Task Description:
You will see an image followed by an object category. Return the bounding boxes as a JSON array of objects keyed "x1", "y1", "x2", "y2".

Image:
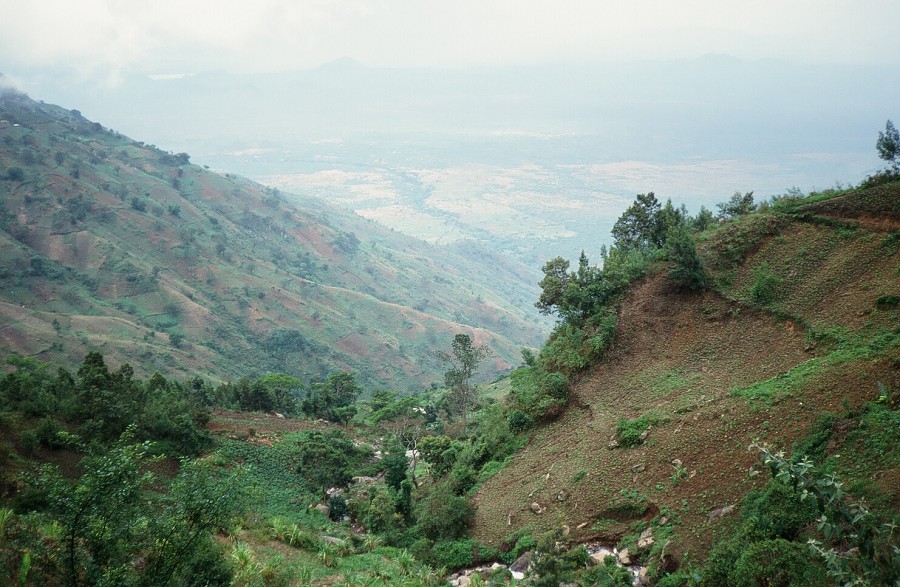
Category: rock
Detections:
[
  {"x1": 351, "y1": 475, "x2": 378, "y2": 485},
  {"x1": 659, "y1": 516, "x2": 668, "y2": 526},
  {"x1": 577, "y1": 521, "x2": 589, "y2": 529},
  {"x1": 325, "y1": 487, "x2": 343, "y2": 497},
  {"x1": 748, "y1": 466, "x2": 760, "y2": 477},
  {"x1": 530, "y1": 502, "x2": 545, "y2": 514},
  {"x1": 631, "y1": 463, "x2": 645, "y2": 474},
  {"x1": 561, "y1": 524, "x2": 570, "y2": 536},
  {"x1": 314, "y1": 504, "x2": 330, "y2": 517},
  {"x1": 273, "y1": 412, "x2": 285, "y2": 419},
  {"x1": 638, "y1": 566, "x2": 650, "y2": 586},
  {"x1": 607, "y1": 439, "x2": 620, "y2": 449},
  {"x1": 637, "y1": 527, "x2": 654, "y2": 549},
  {"x1": 671, "y1": 458, "x2": 682, "y2": 467},
  {"x1": 456, "y1": 575, "x2": 471, "y2": 587},
  {"x1": 490, "y1": 562, "x2": 506, "y2": 570},
  {"x1": 509, "y1": 551, "x2": 531, "y2": 574},
  {"x1": 617, "y1": 548, "x2": 631, "y2": 565},
  {"x1": 556, "y1": 489, "x2": 570, "y2": 501},
  {"x1": 510, "y1": 570, "x2": 525, "y2": 581},
  {"x1": 708, "y1": 504, "x2": 735, "y2": 521},
  {"x1": 639, "y1": 429, "x2": 650, "y2": 441},
  {"x1": 589, "y1": 547, "x2": 616, "y2": 566},
  {"x1": 321, "y1": 535, "x2": 346, "y2": 546}
]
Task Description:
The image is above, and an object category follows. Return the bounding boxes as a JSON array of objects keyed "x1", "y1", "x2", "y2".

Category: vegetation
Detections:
[{"x1": 2, "y1": 89, "x2": 899, "y2": 586}]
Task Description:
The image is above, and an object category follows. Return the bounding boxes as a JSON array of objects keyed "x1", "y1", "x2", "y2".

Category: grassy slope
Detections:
[
  {"x1": 0, "y1": 89, "x2": 548, "y2": 390},
  {"x1": 470, "y1": 184, "x2": 899, "y2": 561}
]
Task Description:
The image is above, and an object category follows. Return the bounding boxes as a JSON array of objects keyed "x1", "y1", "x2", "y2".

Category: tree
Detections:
[
  {"x1": 664, "y1": 223, "x2": 707, "y2": 290},
  {"x1": 5, "y1": 167, "x2": 25, "y2": 182},
  {"x1": 439, "y1": 334, "x2": 489, "y2": 423},
  {"x1": 611, "y1": 192, "x2": 662, "y2": 250},
  {"x1": 301, "y1": 371, "x2": 361, "y2": 423},
  {"x1": 876, "y1": 119, "x2": 899, "y2": 170},
  {"x1": 717, "y1": 191, "x2": 756, "y2": 220}
]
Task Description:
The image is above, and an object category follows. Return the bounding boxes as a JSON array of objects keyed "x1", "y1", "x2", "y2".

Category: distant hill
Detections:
[{"x1": 0, "y1": 86, "x2": 549, "y2": 389}]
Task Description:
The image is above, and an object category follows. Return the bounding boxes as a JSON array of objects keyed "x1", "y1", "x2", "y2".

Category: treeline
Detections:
[{"x1": 1, "y1": 352, "x2": 212, "y2": 457}]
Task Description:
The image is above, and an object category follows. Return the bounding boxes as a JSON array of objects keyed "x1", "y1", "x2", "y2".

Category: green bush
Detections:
[
  {"x1": 750, "y1": 262, "x2": 782, "y2": 305},
  {"x1": 581, "y1": 555, "x2": 633, "y2": 586},
  {"x1": 508, "y1": 366, "x2": 569, "y2": 421},
  {"x1": 730, "y1": 539, "x2": 827, "y2": 587},
  {"x1": 616, "y1": 414, "x2": 657, "y2": 447},
  {"x1": 413, "y1": 481, "x2": 472, "y2": 541},
  {"x1": 426, "y1": 538, "x2": 478, "y2": 569}
]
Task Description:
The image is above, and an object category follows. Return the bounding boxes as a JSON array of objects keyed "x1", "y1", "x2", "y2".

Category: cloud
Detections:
[{"x1": 0, "y1": 0, "x2": 898, "y2": 79}]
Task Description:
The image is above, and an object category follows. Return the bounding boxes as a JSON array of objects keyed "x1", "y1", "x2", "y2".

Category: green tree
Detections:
[
  {"x1": 665, "y1": 223, "x2": 707, "y2": 290},
  {"x1": 717, "y1": 191, "x2": 756, "y2": 220},
  {"x1": 876, "y1": 119, "x2": 899, "y2": 170},
  {"x1": 301, "y1": 371, "x2": 361, "y2": 423},
  {"x1": 4, "y1": 167, "x2": 25, "y2": 182},
  {"x1": 439, "y1": 334, "x2": 489, "y2": 423},
  {"x1": 611, "y1": 192, "x2": 662, "y2": 250}
]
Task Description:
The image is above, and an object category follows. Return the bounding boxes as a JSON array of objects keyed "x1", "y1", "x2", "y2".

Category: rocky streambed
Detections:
[{"x1": 447, "y1": 542, "x2": 649, "y2": 586}]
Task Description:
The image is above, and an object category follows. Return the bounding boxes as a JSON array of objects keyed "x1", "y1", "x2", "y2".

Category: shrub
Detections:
[
  {"x1": 665, "y1": 224, "x2": 707, "y2": 290},
  {"x1": 426, "y1": 538, "x2": 478, "y2": 569},
  {"x1": 730, "y1": 539, "x2": 827, "y2": 587},
  {"x1": 414, "y1": 481, "x2": 472, "y2": 541},
  {"x1": 616, "y1": 414, "x2": 657, "y2": 447},
  {"x1": 749, "y1": 262, "x2": 782, "y2": 305},
  {"x1": 5, "y1": 167, "x2": 25, "y2": 182}
]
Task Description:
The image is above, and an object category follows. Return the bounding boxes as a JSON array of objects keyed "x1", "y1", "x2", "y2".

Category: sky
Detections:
[{"x1": 2, "y1": 0, "x2": 899, "y2": 83}]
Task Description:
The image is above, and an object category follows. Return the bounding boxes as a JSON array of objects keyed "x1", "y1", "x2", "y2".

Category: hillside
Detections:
[
  {"x1": 470, "y1": 184, "x2": 899, "y2": 562},
  {"x1": 0, "y1": 86, "x2": 548, "y2": 389}
]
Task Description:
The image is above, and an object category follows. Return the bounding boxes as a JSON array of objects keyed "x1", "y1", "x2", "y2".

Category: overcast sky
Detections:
[{"x1": 2, "y1": 0, "x2": 899, "y2": 83}]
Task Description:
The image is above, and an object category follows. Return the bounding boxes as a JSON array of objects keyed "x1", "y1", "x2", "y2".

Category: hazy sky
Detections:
[{"x1": 2, "y1": 0, "x2": 899, "y2": 82}]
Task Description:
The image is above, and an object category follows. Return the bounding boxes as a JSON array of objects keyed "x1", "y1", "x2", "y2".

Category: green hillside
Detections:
[{"x1": 0, "y1": 87, "x2": 548, "y2": 390}]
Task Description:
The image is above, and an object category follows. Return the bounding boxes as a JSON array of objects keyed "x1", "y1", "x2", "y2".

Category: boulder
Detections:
[
  {"x1": 509, "y1": 551, "x2": 531, "y2": 574},
  {"x1": 589, "y1": 552, "x2": 614, "y2": 566},
  {"x1": 631, "y1": 463, "x2": 645, "y2": 474},
  {"x1": 556, "y1": 489, "x2": 571, "y2": 501},
  {"x1": 314, "y1": 504, "x2": 330, "y2": 517},
  {"x1": 617, "y1": 548, "x2": 631, "y2": 565},
  {"x1": 530, "y1": 502, "x2": 545, "y2": 514},
  {"x1": 637, "y1": 527, "x2": 654, "y2": 549},
  {"x1": 607, "y1": 439, "x2": 620, "y2": 449},
  {"x1": 708, "y1": 504, "x2": 735, "y2": 521},
  {"x1": 320, "y1": 535, "x2": 346, "y2": 546}
]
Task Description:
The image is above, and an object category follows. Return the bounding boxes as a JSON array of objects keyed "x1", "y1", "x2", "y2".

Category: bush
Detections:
[
  {"x1": 508, "y1": 366, "x2": 569, "y2": 421},
  {"x1": 665, "y1": 223, "x2": 707, "y2": 290},
  {"x1": 427, "y1": 539, "x2": 478, "y2": 569},
  {"x1": 750, "y1": 262, "x2": 782, "y2": 305},
  {"x1": 414, "y1": 481, "x2": 472, "y2": 541},
  {"x1": 730, "y1": 539, "x2": 827, "y2": 587},
  {"x1": 616, "y1": 414, "x2": 657, "y2": 447},
  {"x1": 5, "y1": 167, "x2": 25, "y2": 182}
]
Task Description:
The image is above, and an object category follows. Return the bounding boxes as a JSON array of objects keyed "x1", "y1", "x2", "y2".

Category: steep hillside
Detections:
[
  {"x1": 0, "y1": 86, "x2": 548, "y2": 389},
  {"x1": 471, "y1": 184, "x2": 899, "y2": 561}
]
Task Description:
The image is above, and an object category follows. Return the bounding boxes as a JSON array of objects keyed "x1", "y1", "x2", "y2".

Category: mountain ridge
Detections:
[{"x1": 0, "y1": 86, "x2": 548, "y2": 389}]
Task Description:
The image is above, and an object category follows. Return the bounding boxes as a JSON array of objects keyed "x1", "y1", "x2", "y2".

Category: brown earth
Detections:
[{"x1": 471, "y1": 187, "x2": 899, "y2": 559}]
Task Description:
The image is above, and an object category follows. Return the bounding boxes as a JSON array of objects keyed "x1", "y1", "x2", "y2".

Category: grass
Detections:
[{"x1": 731, "y1": 329, "x2": 898, "y2": 405}]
